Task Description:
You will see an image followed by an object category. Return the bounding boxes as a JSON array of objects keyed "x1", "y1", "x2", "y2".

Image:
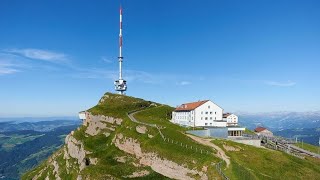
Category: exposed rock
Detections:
[
  {"x1": 123, "y1": 170, "x2": 150, "y2": 178},
  {"x1": 148, "y1": 134, "x2": 154, "y2": 138},
  {"x1": 32, "y1": 168, "x2": 45, "y2": 180},
  {"x1": 132, "y1": 162, "x2": 141, "y2": 167},
  {"x1": 89, "y1": 158, "x2": 98, "y2": 165},
  {"x1": 84, "y1": 114, "x2": 122, "y2": 136},
  {"x1": 65, "y1": 134, "x2": 87, "y2": 171},
  {"x1": 52, "y1": 161, "x2": 61, "y2": 180},
  {"x1": 63, "y1": 145, "x2": 71, "y2": 173},
  {"x1": 77, "y1": 175, "x2": 82, "y2": 180},
  {"x1": 104, "y1": 132, "x2": 110, "y2": 137},
  {"x1": 114, "y1": 135, "x2": 208, "y2": 180},
  {"x1": 202, "y1": 166, "x2": 208, "y2": 172},
  {"x1": 223, "y1": 144, "x2": 240, "y2": 152},
  {"x1": 136, "y1": 125, "x2": 147, "y2": 134},
  {"x1": 114, "y1": 134, "x2": 143, "y2": 157},
  {"x1": 150, "y1": 103, "x2": 158, "y2": 107},
  {"x1": 98, "y1": 94, "x2": 109, "y2": 105},
  {"x1": 115, "y1": 156, "x2": 127, "y2": 163}
]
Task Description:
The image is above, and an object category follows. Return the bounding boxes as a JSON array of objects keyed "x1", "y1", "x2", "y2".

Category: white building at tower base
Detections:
[{"x1": 171, "y1": 100, "x2": 245, "y2": 138}]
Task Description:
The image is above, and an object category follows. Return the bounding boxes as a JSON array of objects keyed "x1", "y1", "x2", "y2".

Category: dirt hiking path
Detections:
[{"x1": 187, "y1": 134, "x2": 230, "y2": 168}]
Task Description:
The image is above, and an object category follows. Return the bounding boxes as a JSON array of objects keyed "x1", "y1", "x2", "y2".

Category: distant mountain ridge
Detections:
[
  {"x1": 238, "y1": 111, "x2": 320, "y2": 131},
  {"x1": 0, "y1": 120, "x2": 81, "y2": 132},
  {"x1": 0, "y1": 123, "x2": 80, "y2": 180}
]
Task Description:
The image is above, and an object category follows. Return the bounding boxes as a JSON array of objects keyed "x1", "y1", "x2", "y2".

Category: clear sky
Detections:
[{"x1": 0, "y1": 0, "x2": 319, "y2": 117}]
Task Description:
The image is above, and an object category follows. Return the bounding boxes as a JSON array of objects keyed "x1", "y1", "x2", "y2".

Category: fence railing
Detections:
[{"x1": 215, "y1": 161, "x2": 230, "y2": 180}]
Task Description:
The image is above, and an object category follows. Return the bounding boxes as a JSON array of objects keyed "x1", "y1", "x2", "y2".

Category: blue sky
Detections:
[{"x1": 0, "y1": 0, "x2": 320, "y2": 117}]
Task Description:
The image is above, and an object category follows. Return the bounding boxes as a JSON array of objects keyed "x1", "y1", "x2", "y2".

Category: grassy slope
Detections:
[
  {"x1": 211, "y1": 139, "x2": 320, "y2": 180},
  {"x1": 23, "y1": 92, "x2": 222, "y2": 179},
  {"x1": 133, "y1": 105, "x2": 219, "y2": 165},
  {"x1": 295, "y1": 142, "x2": 320, "y2": 154}
]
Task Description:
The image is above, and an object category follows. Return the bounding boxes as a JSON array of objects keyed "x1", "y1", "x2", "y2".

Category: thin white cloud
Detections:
[
  {"x1": 0, "y1": 55, "x2": 22, "y2": 75},
  {"x1": 71, "y1": 68, "x2": 197, "y2": 86},
  {"x1": 265, "y1": 81, "x2": 296, "y2": 87},
  {"x1": 0, "y1": 65, "x2": 19, "y2": 75},
  {"x1": 178, "y1": 81, "x2": 191, "y2": 86},
  {"x1": 4, "y1": 48, "x2": 68, "y2": 63},
  {"x1": 101, "y1": 56, "x2": 113, "y2": 63},
  {"x1": 0, "y1": 48, "x2": 200, "y2": 85}
]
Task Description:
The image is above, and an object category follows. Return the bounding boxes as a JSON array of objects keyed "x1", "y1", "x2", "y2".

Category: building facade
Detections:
[
  {"x1": 223, "y1": 113, "x2": 238, "y2": 126},
  {"x1": 171, "y1": 100, "x2": 225, "y2": 127},
  {"x1": 171, "y1": 100, "x2": 245, "y2": 137}
]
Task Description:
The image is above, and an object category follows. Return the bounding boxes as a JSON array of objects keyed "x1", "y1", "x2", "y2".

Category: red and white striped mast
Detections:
[
  {"x1": 114, "y1": 5, "x2": 127, "y2": 94},
  {"x1": 119, "y1": 6, "x2": 123, "y2": 79}
]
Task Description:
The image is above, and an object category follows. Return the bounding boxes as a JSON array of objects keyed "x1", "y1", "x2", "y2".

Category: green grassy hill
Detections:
[
  {"x1": 23, "y1": 93, "x2": 221, "y2": 179},
  {"x1": 211, "y1": 139, "x2": 320, "y2": 180},
  {"x1": 22, "y1": 92, "x2": 320, "y2": 180}
]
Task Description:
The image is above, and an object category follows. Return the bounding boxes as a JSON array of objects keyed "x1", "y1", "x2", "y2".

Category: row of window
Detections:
[
  {"x1": 201, "y1": 117, "x2": 217, "y2": 120},
  {"x1": 201, "y1": 111, "x2": 217, "y2": 115},
  {"x1": 175, "y1": 116, "x2": 219, "y2": 121}
]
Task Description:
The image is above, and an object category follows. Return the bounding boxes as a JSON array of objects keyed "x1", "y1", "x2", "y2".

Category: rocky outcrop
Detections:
[
  {"x1": 114, "y1": 134, "x2": 208, "y2": 180},
  {"x1": 65, "y1": 134, "x2": 87, "y2": 171},
  {"x1": 84, "y1": 113, "x2": 122, "y2": 136},
  {"x1": 123, "y1": 170, "x2": 150, "y2": 178},
  {"x1": 136, "y1": 125, "x2": 147, "y2": 134},
  {"x1": 52, "y1": 161, "x2": 61, "y2": 180}
]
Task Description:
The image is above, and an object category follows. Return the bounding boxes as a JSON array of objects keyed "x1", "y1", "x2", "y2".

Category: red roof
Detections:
[
  {"x1": 175, "y1": 100, "x2": 209, "y2": 111},
  {"x1": 254, "y1": 127, "x2": 267, "y2": 132}
]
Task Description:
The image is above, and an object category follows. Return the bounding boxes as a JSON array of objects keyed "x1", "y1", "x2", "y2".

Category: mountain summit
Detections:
[
  {"x1": 23, "y1": 93, "x2": 320, "y2": 180},
  {"x1": 23, "y1": 93, "x2": 220, "y2": 179}
]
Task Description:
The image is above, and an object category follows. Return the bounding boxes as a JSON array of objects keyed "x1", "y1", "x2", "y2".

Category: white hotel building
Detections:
[{"x1": 171, "y1": 100, "x2": 245, "y2": 137}]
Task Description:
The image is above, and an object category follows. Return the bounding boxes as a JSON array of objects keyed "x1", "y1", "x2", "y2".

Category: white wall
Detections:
[
  {"x1": 172, "y1": 100, "x2": 225, "y2": 127},
  {"x1": 172, "y1": 111, "x2": 194, "y2": 126},
  {"x1": 194, "y1": 101, "x2": 223, "y2": 127},
  {"x1": 79, "y1": 112, "x2": 86, "y2": 120},
  {"x1": 226, "y1": 114, "x2": 238, "y2": 125}
]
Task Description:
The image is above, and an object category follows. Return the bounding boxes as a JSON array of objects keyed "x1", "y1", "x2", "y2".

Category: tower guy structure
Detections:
[{"x1": 114, "y1": 6, "x2": 127, "y2": 95}]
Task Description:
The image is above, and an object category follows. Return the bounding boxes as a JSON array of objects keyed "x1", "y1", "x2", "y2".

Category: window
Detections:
[
  {"x1": 210, "y1": 112, "x2": 213, "y2": 114},
  {"x1": 215, "y1": 112, "x2": 217, "y2": 114},
  {"x1": 205, "y1": 111, "x2": 208, "y2": 114},
  {"x1": 215, "y1": 117, "x2": 217, "y2": 120},
  {"x1": 205, "y1": 123, "x2": 208, "y2": 126},
  {"x1": 201, "y1": 117, "x2": 203, "y2": 120},
  {"x1": 210, "y1": 123, "x2": 212, "y2": 125},
  {"x1": 210, "y1": 117, "x2": 212, "y2": 120},
  {"x1": 201, "y1": 111, "x2": 203, "y2": 114},
  {"x1": 205, "y1": 117, "x2": 208, "y2": 120},
  {"x1": 208, "y1": 106, "x2": 210, "y2": 109}
]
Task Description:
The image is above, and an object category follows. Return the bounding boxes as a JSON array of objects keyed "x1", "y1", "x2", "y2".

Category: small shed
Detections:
[{"x1": 254, "y1": 127, "x2": 273, "y2": 137}]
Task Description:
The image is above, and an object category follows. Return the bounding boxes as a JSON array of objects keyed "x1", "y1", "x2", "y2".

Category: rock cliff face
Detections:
[
  {"x1": 26, "y1": 112, "x2": 126, "y2": 180},
  {"x1": 114, "y1": 133, "x2": 208, "y2": 180},
  {"x1": 23, "y1": 93, "x2": 219, "y2": 180}
]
